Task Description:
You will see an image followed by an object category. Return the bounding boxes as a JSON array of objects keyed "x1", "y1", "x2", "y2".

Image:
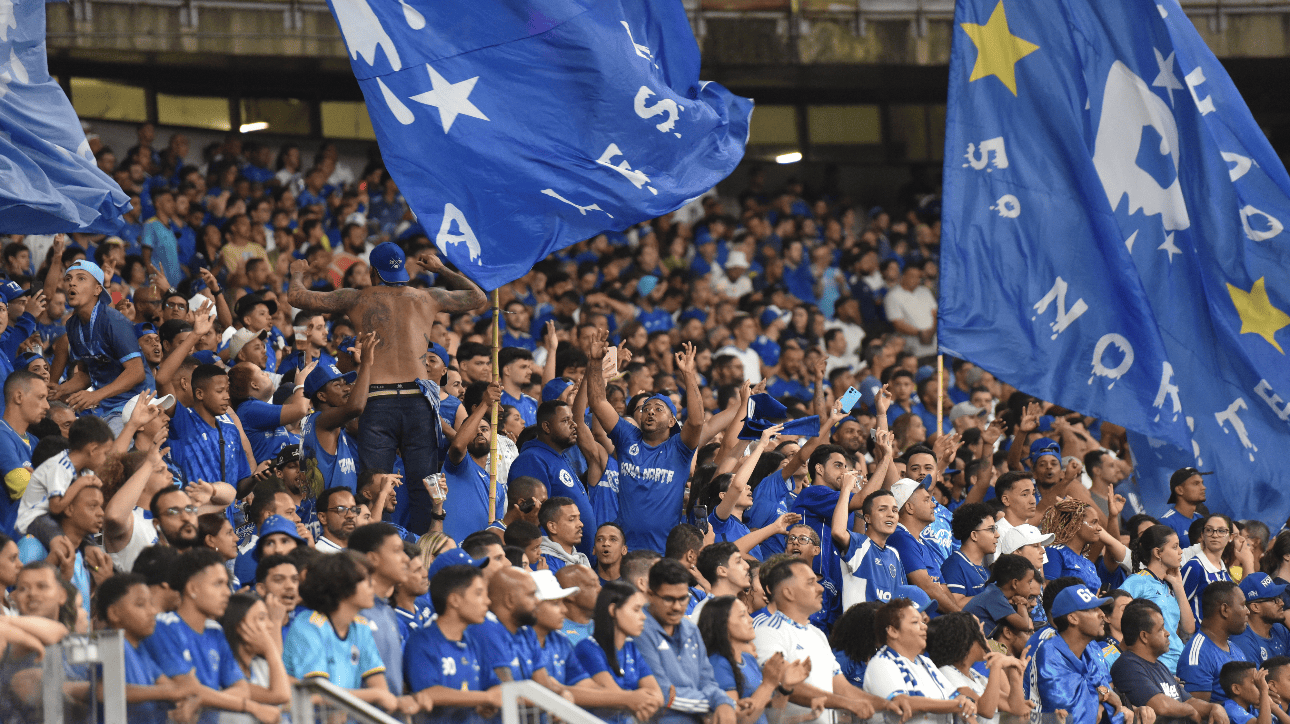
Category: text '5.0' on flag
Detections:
[
  {"x1": 940, "y1": 0, "x2": 1290, "y2": 525},
  {"x1": 323, "y1": 0, "x2": 753, "y2": 290}
]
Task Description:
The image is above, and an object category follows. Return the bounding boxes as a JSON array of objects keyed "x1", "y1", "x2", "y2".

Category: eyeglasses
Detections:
[
  {"x1": 326, "y1": 506, "x2": 358, "y2": 517},
  {"x1": 652, "y1": 593, "x2": 689, "y2": 606},
  {"x1": 974, "y1": 525, "x2": 998, "y2": 534},
  {"x1": 160, "y1": 505, "x2": 199, "y2": 517},
  {"x1": 163, "y1": 301, "x2": 188, "y2": 311},
  {"x1": 1204, "y1": 527, "x2": 1231, "y2": 536},
  {"x1": 785, "y1": 534, "x2": 818, "y2": 545}
]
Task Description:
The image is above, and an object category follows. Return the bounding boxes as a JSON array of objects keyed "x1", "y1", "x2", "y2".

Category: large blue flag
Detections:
[
  {"x1": 941, "y1": 0, "x2": 1290, "y2": 526},
  {"x1": 0, "y1": 0, "x2": 129, "y2": 233},
  {"x1": 323, "y1": 0, "x2": 752, "y2": 289}
]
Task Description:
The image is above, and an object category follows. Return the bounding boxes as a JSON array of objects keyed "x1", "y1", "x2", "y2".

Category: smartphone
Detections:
[
  {"x1": 424, "y1": 473, "x2": 447, "y2": 501},
  {"x1": 839, "y1": 386, "x2": 862, "y2": 413},
  {"x1": 694, "y1": 505, "x2": 709, "y2": 533},
  {"x1": 518, "y1": 497, "x2": 536, "y2": 514}
]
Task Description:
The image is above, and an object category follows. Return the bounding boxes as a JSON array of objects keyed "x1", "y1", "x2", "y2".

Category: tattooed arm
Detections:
[
  {"x1": 289, "y1": 259, "x2": 361, "y2": 313},
  {"x1": 413, "y1": 252, "x2": 487, "y2": 313}
]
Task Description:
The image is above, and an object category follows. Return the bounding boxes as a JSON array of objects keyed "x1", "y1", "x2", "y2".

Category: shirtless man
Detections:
[{"x1": 288, "y1": 242, "x2": 486, "y2": 533}]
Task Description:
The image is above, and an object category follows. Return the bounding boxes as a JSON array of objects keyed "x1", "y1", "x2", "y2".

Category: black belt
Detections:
[{"x1": 368, "y1": 381, "x2": 423, "y2": 397}]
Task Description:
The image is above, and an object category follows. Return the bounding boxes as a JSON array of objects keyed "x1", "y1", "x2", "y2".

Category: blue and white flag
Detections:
[
  {"x1": 323, "y1": 0, "x2": 752, "y2": 289},
  {"x1": 941, "y1": 0, "x2": 1290, "y2": 524},
  {"x1": 0, "y1": 0, "x2": 129, "y2": 233}
]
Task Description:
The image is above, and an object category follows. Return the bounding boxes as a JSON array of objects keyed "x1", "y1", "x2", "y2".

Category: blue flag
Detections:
[
  {"x1": 941, "y1": 0, "x2": 1290, "y2": 525},
  {"x1": 0, "y1": 0, "x2": 129, "y2": 233},
  {"x1": 322, "y1": 0, "x2": 752, "y2": 289}
]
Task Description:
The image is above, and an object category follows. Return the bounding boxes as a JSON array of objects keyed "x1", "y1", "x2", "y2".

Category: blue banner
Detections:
[
  {"x1": 941, "y1": 0, "x2": 1290, "y2": 525},
  {"x1": 0, "y1": 0, "x2": 129, "y2": 233},
  {"x1": 323, "y1": 0, "x2": 752, "y2": 289}
]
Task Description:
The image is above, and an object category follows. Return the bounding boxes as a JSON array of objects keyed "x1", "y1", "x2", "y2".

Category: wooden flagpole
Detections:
[
  {"x1": 488, "y1": 288, "x2": 500, "y2": 522},
  {"x1": 936, "y1": 354, "x2": 944, "y2": 436}
]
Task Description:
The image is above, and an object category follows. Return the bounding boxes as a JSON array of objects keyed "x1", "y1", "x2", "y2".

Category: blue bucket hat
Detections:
[
  {"x1": 253, "y1": 515, "x2": 306, "y2": 560},
  {"x1": 370, "y1": 242, "x2": 410, "y2": 284},
  {"x1": 304, "y1": 363, "x2": 357, "y2": 399}
]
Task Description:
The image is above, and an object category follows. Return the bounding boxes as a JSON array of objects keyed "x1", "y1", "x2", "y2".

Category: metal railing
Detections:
[
  {"x1": 42, "y1": 629, "x2": 127, "y2": 724},
  {"x1": 291, "y1": 677, "x2": 405, "y2": 724}
]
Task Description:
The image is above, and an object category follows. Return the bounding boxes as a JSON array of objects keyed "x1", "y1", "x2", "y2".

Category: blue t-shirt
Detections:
[
  {"x1": 638, "y1": 308, "x2": 675, "y2": 334},
  {"x1": 501, "y1": 390, "x2": 538, "y2": 427},
  {"x1": 747, "y1": 471, "x2": 793, "y2": 557},
  {"x1": 0, "y1": 422, "x2": 34, "y2": 537},
  {"x1": 1232, "y1": 624, "x2": 1290, "y2": 666},
  {"x1": 123, "y1": 638, "x2": 170, "y2": 723},
  {"x1": 836, "y1": 649, "x2": 866, "y2": 687},
  {"x1": 710, "y1": 510, "x2": 759, "y2": 560},
  {"x1": 142, "y1": 612, "x2": 244, "y2": 690},
  {"x1": 609, "y1": 418, "x2": 695, "y2": 553},
  {"x1": 1043, "y1": 545, "x2": 1103, "y2": 592},
  {"x1": 589, "y1": 458, "x2": 621, "y2": 529},
  {"x1": 141, "y1": 218, "x2": 182, "y2": 286},
  {"x1": 573, "y1": 638, "x2": 654, "y2": 724},
  {"x1": 283, "y1": 610, "x2": 386, "y2": 688},
  {"x1": 301, "y1": 410, "x2": 360, "y2": 493},
  {"x1": 404, "y1": 622, "x2": 484, "y2": 724},
  {"x1": 443, "y1": 452, "x2": 506, "y2": 544},
  {"x1": 887, "y1": 524, "x2": 943, "y2": 586},
  {"x1": 941, "y1": 550, "x2": 990, "y2": 598},
  {"x1": 1160, "y1": 508, "x2": 1204, "y2": 548},
  {"x1": 509, "y1": 439, "x2": 595, "y2": 557},
  {"x1": 764, "y1": 375, "x2": 812, "y2": 404},
  {"x1": 560, "y1": 619, "x2": 594, "y2": 647},
  {"x1": 1122, "y1": 570, "x2": 1186, "y2": 673},
  {"x1": 1224, "y1": 699, "x2": 1258, "y2": 724},
  {"x1": 534, "y1": 629, "x2": 588, "y2": 686},
  {"x1": 235, "y1": 398, "x2": 298, "y2": 464},
  {"x1": 963, "y1": 583, "x2": 1017, "y2": 637},
  {"x1": 790, "y1": 484, "x2": 850, "y2": 594},
  {"x1": 709, "y1": 652, "x2": 765, "y2": 724},
  {"x1": 1178, "y1": 630, "x2": 1248, "y2": 702},
  {"x1": 66, "y1": 299, "x2": 153, "y2": 413},
  {"x1": 169, "y1": 405, "x2": 251, "y2": 486},
  {"x1": 467, "y1": 618, "x2": 542, "y2": 688}
]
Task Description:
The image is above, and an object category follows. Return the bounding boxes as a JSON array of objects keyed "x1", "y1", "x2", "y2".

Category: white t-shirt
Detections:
[
  {"x1": 884, "y1": 285, "x2": 938, "y2": 357},
  {"x1": 863, "y1": 646, "x2": 959, "y2": 724},
  {"x1": 218, "y1": 658, "x2": 271, "y2": 724},
  {"x1": 939, "y1": 664, "x2": 999, "y2": 724},
  {"x1": 715, "y1": 344, "x2": 764, "y2": 384},
  {"x1": 14, "y1": 450, "x2": 77, "y2": 535},
  {"x1": 108, "y1": 508, "x2": 160, "y2": 573},
  {"x1": 823, "y1": 319, "x2": 866, "y2": 359},
  {"x1": 315, "y1": 535, "x2": 345, "y2": 554},
  {"x1": 753, "y1": 611, "x2": 841, "y2": 724}
]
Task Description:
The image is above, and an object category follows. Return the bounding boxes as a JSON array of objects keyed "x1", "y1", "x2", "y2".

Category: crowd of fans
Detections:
[{"x1": 0, "y1": 122, "x2": 1288, "y2": 724}]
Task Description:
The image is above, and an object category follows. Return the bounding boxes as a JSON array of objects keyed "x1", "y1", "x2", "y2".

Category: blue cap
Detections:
[
  {"x1": 759, "y1": 307, "x2": 786, "y2": 328},
  {"x1": 678, "y1": 308, "x2": 707, "y2": 325},
  {"x1": 253, "y1": 515, "x2": 306, "y2": 560},
  {"x1": 428, "y1": 342, "x2": 450, "y2": 368},
  {"x1": 0, "y1": 281, "x2": 29, "y2": 302},
  {"x1": 14, "y1": 352, "x2": 43, "y2": 370},
  {"x1": 1051, "y1": 585, "x2": 1110, "y2": 620},
  {"x1": 637, "y1": 275, "x2": 660, "y2": 297},
  {"x1": 1029, "y1": 437, "x2": 1061, "y2": 464},
  {"x1": 895, "y1": 585, "x2": 938, "y2": 615},
  {"x1": 1240, "y1": 573, "x2": 1288, "y2": 602},
  {"x1": 645, "y1": 394, "x2": 677, "y2": 417},
  {"x1": 427, "y1": 547, "x2": 490, "y2": 580},
  {"x1": 134, "y1": 322, "x2": 158, "y2": 339},
  {"x1": 543, "y1": 378, "x2": 574, "y2": 402},
  {"x1": 304, "y1": 363, "x2": 357, "y2": 399},
  {"x1": 370, "y1": 242, "x2": 409, "y2": 284},
  {"x1": 65, "y1": 260, "x2": 105, "y2": 286}
]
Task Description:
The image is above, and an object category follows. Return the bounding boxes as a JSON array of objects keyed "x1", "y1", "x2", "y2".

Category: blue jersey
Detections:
[
  {"x1": 574, "y1": 638, "x2": 654, "y2": 724},
  {"x1": 141, "y1": 218, "x2": 181, "y2": 285},
  {"x1": 235, "y1": 398, "x2": 298, "y2": 463},
  {"x1": 276, "y1": 350, "x2": 337, "y2": 378},
  {"x1": 887, "y1": 524, "x2": 943, "y2": 586},
  {"x1": 533, "y1": 629, "x2": 588, "y2": 686},
  {"x1": 142, "y1": 612, "x2": 244, "y2": 690},
  {"x1": 710, "y1": 652, "x2": 765, "y2": 724},
  {"x1": 1043, "y1": 545, "x2": 1103, "y2": 592},
  {"x1": 169, "y1": 405, "x2": 250, "y2": 486},
  {"x1": 500, "y1": 390, "x2": 538, "y2": 427},
  {"x1": 1182, "y1": 554, "x2": 1233, "y2": 622},
  {"x1": 404, "y1": 622, "x2": 484, "y2": 724},
  {"x1": 66, "y1": 299, "x2": 152, "y2": 413},
  {"x1": 123, "y1": 638, "x2": 169, "y2": 723},
  {"x1": 362, "y1": 598, "x2": 405, "y2": 695},
  {"x1": 1224, "y1": 700, "x2": 1259, "y2": 724},
  {"x1": 765, "y1": 375, "x2": 812, "y2": 404},
  {"x1": 638, "y1": 308, "x2": 675, "y2": 334},
  {"x1": 1178, "y1": 631, "x2": 1248, "y2": 702},
  {"x1": 710, "y1": 510, "x2": 759, "y2": 560},
  {"x1": 836, "y1": 649, "x2": 866, "y2": 688},
  {"x1": 941, "y1": 550, "x2": 990, "y2": 598},
  {"x1": 284, "y1": 610, "x2": 386, "y2": 688},
  {"x1": 560, "y1": 618, "x2": 594, "y2": 647},
  {"x1": 922, "y1": 500, "x2": 955, "y2": 566},
  {"x1": 790, "y1": 485, "x2": 851, "y2": 594},
  {"x1": 747, "y1": 471, "x2": 793, "y2": 557},
  {"x1": 510, "y1": 439, "x2": 595, "y2": 557},
  {"x1": 0, "y1": 421, "x2": 34, "y2": 537},
  {"x1": 1160, "y1": 508, "x2": 1204, "y2": 548},
  {"x1": 962, "y1": 584, "x2": 1017, "y2": 638},
  {"x1": 1122, "y1": 570, "x2": 1186, "y2": 673},
  {"x1": 589, "y1": 457, "x2": 621, "y2": 529},
  {"x1": 442, "y1": 452, "x2": 506, "y2": 544},
  {"x1": 467, "y1": 618, "x2": 542, "y2": 688},
  {"x1": 301, "y1": 410, "x2": 360, "y2": 493},
  {"x1": 840, "y1": 534, "x2": 906, "y2": 609},
  {"x1": 609, "y1": 418, "x2": 695, "y2": 553},
  {"x1": 1232, "y1": 624, "x2": 1290, "y2": 665}
]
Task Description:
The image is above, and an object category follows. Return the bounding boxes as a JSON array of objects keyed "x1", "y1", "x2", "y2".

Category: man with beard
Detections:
[
  {"x1": 509, "y1": 399, "x2": 596, "y2": 557},
  {"x1": 149, "y1": 485, "x2": 201, "y2": 549},
  {"x1": 444, "y1": 380, "x2": 507, "y2": 542},
  {"x1": 469, "y1": 566, "x2": 578, "y2": 698},
  {"x1": 301, "y1": 334, "x2": 378, "y2": 494},
  {"x1": 1036, "y1": 585, "x2": 1131, "y2": 723},
  {"x1": 765, "y1": 340, "x2": 813, "y2": 404},
  {"x1": 1232, "y1": 574, "x2": 1290, "y2": 666},
  {"x1": 316, "y1": 487, "x2": 360, "y2": 553},
  {"x1": 1162, "y1": 467, "x2": 1210, "y2": 548}
]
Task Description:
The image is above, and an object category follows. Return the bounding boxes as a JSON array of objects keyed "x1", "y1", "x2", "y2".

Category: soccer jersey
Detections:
[
  {"x1": 863, "y1": 646, "x2": 960, "y2": 724},
  {"x1": 66, "y1": 298, "x2": 151, "y2": 413},
  {"x1": 574, "y1": 638, "x2": 654, "y2": 724},
  {"x1": 941, "y1": 550, "x2": 990, "y2": 598},
  {"x1": 840, "y1": 534, "x2": 906, "y2": 610},
  {"x1": 609, "y1": 418, "x2": 695, "y2": 553},
  {"x1": 284, "y1": 610, "x2": 386, "y2": 688},
  {"x1": 887, "y1": 524, "x2": 943, "y2": 586},
  {"x1": 746, "y1": 470, "x2": 793, "y2": 557},
  {"x1": 301, "y1": 410, "x2": 359, "y2": 494},
  {"x1": 14, "y1": 449, "x2": 75, "y2": 536},
  {"x1": 1042, "y1": 545, "x2": 1102, "y2": 592},
  {"x1": 123, "y1": 637, "x2": 170, "y2": 723},
  {"x1": 404, "y1": 622, "x2": 484, "y2": 724},
  {"x1": 560, "y1": 618, "x2": 594, "y2": 647},
  {"x1": 442, "y1": 453, "x2": 506, "y2": 544},
  {"x1": 169, "y1": 405, "x2": 251, "y2": 487},
  {"x1": 1160, "y1": 508, "x2": 1204, "y2": 548},
  {"x1": 1034, "y1": 629, "x2": 1113, "y2": 723},
  {"x1": 963, "y1": 583, "x2": 1017, "y2": 638},
  {"x1": 532, "y1": 628, "x2": 588, "y2": 686},
  {"x1": 1232, "y1": 624, "x2": 1290, "y2": 665},
  {"x1": 500, "y1": 390, "x2": 538, "y2": 428},
  {"x1": 1122, "y1": 570, "x2": 1187, "y2": 673},
  {"x1": 710, "y1": 652, "x2": 767, "y2": 724},
  {"x1": 1178, "y1": 630, "x2": 1248, "y2": 702},
  {"x1": 235, "y1": 398, "x2": 298, "y2": 464},
  {"x1": 510, "y1": 438, "x2": 595, "y2": 557},
  {"x1": 709, "y1": 510, "x2": 760, "y2": 559},
  {"x1": 1182, "y1": 553, "x2": 1233, "y2": 622},
  {"x1": 467, "y1": 618, "x2": 542, "y2": 688},
  {"x1": 142, "y1": 612, "x2": 244, "y2": 690},
  {"x1": 0, "y1": 420, "x2": 34, "y2": 537},
  {"x1": 1224, "y1": 700, "x2": 1259, "y2": 724}
]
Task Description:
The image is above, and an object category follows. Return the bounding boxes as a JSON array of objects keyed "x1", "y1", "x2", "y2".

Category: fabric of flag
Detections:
[
  {"x1": 940, "y1": 0, "x2": 1290, "y2": 525},
  {"x1": 0, "y1": 0, "x2": 129, "y2": 233},
  {"x1": 322, "y1": 0, "x2": 752, "y2": 290}
]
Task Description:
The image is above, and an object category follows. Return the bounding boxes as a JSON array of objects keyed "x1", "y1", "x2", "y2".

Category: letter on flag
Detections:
[
  {"x1": 321, "y1": 0, "x2": 753, "y2": 289},
  {"x1": 0, "y1": 0, "x2": 129, "y2": 233},
  {"x1": 940, "y1": 0, "x2": 1290, "y2": 524}
]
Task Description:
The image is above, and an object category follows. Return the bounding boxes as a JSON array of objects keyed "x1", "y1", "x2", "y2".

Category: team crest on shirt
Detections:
[
  {"x1": 888, "y1": 564, "x2": 897, "y2": 578},
  {"x1": 629, "y1": 444, "x2": 640, "y2": 456},
  {"x1": 1263, "y1": 647, "x2": 1270, "y2": 660},
  {"x1": 559, "y1": 469, "x2": 577, "y2": 488},
  {"x1": 209, "y1": 650, "x2": 220, "y2": 669},
  {"x1": 351, "y1": 645, "x2": 360, "y2": 665}
]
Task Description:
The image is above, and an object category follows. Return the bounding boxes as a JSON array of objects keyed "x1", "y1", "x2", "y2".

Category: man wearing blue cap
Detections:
[
  {"x1": 0, "y1": 280, "x2": 42, "y2": 410},
  {"x1": 1036, "y1": 584, "x2": 1130, "y2": 723},
  {"x1": 289, "y1": 246, "x2": 486, "y2": 534},
  {"x1": 1232, "y1": 573, "x2": 1290, "y2": 665},
  {"x1": 58, "y1": 260, "x2": 153, "y2": 433},
  {"x1": 1025, "y1": 436, "x2": 1086, "y2": 522},
  {"x1": 300, "y1": 334, "x2": 377, "y2": 495}
]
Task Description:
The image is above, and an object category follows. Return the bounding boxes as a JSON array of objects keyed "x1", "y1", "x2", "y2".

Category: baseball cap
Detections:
[
  {"x1": 370, "y1": 242, "x2": 410, "y2": 284},
  {"x1": 1051, "y1": 585, "x2": 1110, "y2": 620},
  {"x1": 134, "y1": 322, "x2": 159, "y2": 340},
  {"x1": 13, "y1": 352, "x2": 43, "y2": 371},
  {"x1": 226, "y1": 328, "x2": 269, "y2": 361},
  {"x1": 1167, "y1": 467, "x2": 1213, "y2": 503},
  {"x1": 998, "y1": 524, "x2": 1055, "y2": 555},
  {"x1": 759, "y1": 305, "x2": 791, "y2": 329},
  {"x1": 427, "y1": 547, "x2": 490, "y2": 579},
  {"x1": 428, "y1": 342, "x2": 450, "y2": 369},
  {"x1": 65, "y1": 260, "x2": 105, "y2": 286},
  {"x1": 678, "y1": 308, "x2": 707, "y2": 325},
  {"x1": 1239, "y1": 573, "x2": 1288, "y2": 603},
  {"x1": 895, "y1": 584, "x2": 938, "y2": 615},
  {"x1": 948, "y1": 401, "x2": 987, "y2": 423},
  {"x1": 542, "y1": 378, "x2": 574, "y2": 403},
  {"x1": 1029, "y1": 437, "x2": 1061, "y2": 464},
  {"x1": 253, "y1": 515, "x2": 307, "y2": 559},
  {"x1": 0, "y1": 281, "x2": 30, "y2": 303},
  {"x1": 533, "y1": 570, "x2": 579, "y2": 601},
  {"x1": 891, "y1": 477, "x2": 933, "y2": 511},
  {"x1": 120, "y1": 392, "x2": 177, "y2": 422},
  {"x1": 304, "y1": 363, "x2": 357, "y2": 399},
  {"x1": 272, "y1": 444, "x2": 302, "y2": 469}
]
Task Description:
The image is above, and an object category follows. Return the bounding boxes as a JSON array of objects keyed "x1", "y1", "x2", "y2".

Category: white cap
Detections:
[
  {"x1": 121, "y1": 392, "x2": 176, "y2": 423},
  {"x1": 532, "y1": 570, "x2": 579, "y2": 601},
  {"x1": 725, "y1": 251, "x2": 750, "y2": 269},
  {"x1": 890, "y1": 477, "x2": 927, "y2": 511},
  {"x1": 998, "y1": 524, "x2": 1055, "y2": 556}
]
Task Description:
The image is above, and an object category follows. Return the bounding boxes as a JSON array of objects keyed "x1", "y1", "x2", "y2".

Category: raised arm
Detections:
[
  {"x1": 289, "y1": 259, "x2": 362, "y2": 315},
  {"x1": 583, "y1": 330, "x2": 621, "y2": 433},
  {"x1": 156, "y1": 300, "x2": 214, "y2": 395},
  {"x1": 714, "y1": 383, "x2": 752, "y2": 474},
  {"x1": 104, "y1": 448, "x2": 166, "y2": 553},
  {"x1": 675, "y1": 342, "x2": 705, "y2": 451},
  {"x1": 279, "y1": 360, "x2": 319, "y2": 425},
  {"x1": 831, "y1": 468, "x2": 858, "y2": 548},
  {"x1": 540, "y1": 320, "x2": 558, "y2": 386},
  {"x1": 571, "y1": 379, "x2": 608, "y2": 487},
  {"x1": 785, "y1": 399, "x2": 848, "y2": 480},
  {"x1": 198, "y1": 268, "x2": 234, "y2": 331},
  {"x1": 450, "y1": 380, "x2": 501, "y2": 465},
  {"x1": 412, "y1": 252, "x2": 487, "y2": 314}
]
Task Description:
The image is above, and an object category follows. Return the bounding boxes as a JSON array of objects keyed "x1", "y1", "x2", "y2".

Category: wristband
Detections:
[
  {"x1": 294, "y1": 384, "x2": 305, "y2": 393},
  {"x1": 430, "y1": 511, "x2": 447, "y2": 521},
  {"x1": 775, "y1": 685, "x2": 794, "y2": 697}
]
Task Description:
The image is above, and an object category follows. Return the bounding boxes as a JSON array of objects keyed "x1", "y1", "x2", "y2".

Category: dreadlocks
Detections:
[{"x1": 1040, "y1": 498, "x2": 1090, "y2": 549}]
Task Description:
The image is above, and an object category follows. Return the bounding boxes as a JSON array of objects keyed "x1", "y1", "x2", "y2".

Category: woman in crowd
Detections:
[
  {"x1": 924, "y1": 611, "x2": 1030, "y2": 723},
  {"x1": 200, "y1": 513, "x2": 239, "y2": 562},
  {"x1": 572, "y1": 580, "x2": 664, "y2": 724},
  {"x1": 0, "y1": 533, "x2": 19, "y2": 614},
  {"x1": 829, "y1": 602, "x2": 881, "y2": 687},
  {"x1": 1120, "y1": 523, "x2": 1194, "y2": 674},
  {"x1": 698, "y1": 595, "x2": 811, "y2": 724},
  {"x1": 1039, "y1": 498, "x2": 1125, "y2": 592},
  {"x1": 862, "y1": 597, "x2": 976, "y2": 723},
  {"x1": 1263, "y1": 531, "x2": 1290, "y2": 614},
  {"x1": 218, "y1": 592, "x2": 291, "y2": 721},
  {"x1": 1182, "y1": 513, "x2": 1238, "y2": 621}
]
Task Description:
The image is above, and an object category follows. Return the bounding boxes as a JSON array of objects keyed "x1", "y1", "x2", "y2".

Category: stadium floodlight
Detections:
[
  {"x1": 776, "y1": 151, "x2": 802, "y2": 164},
  {"x1": 239, "y1": 122, "x2": 269, "y2": 133}
]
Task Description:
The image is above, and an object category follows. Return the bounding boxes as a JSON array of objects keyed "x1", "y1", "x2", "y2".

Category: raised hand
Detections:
[
  {"x1": 875, "y1": 383, "x2": 893, "y2": 415},
  {"x1": 84, "y1": 546, "x2": 113, "y2": 585},
  {"x1": 415, "y1": 250, "x2": 445, "y2": 274},
  {"x1": 355, "y1": 331, "x2": 379, "y2": 364},
  {"x1": 128, "y1": 389, "x2": 160, "y2": 429},
  {"x1": 26, "y1": 289, "x2": 46, "y2": 319},
  {"x1": 983, "y1": 416, "x2": 1005, "y2": 445},
  {"x1": 773, "y1": 512, "x2": 802, "y2": 534},
  {"x1": 543, "y1": 319, "x2": 559, "y2": 355},
  {"x1": 674, "y1": 341, "x2": 698, "y2": 377},
  {"x1": 290, "y1": 258, "x2": 310, "y2": 278},
  {"x1": 484, "y1": 380, "x2": 503, "y2": 406},
  {"x1": 585, "y1": 328, "x2": 608, "y2": 361},
  {"x1": 761, "y1": 651, "x2": 786, "y2": 685},
  {"x1": 781, "y1": 656, "x2": 811, "y2": 688},
  {"x1": 192, "y1": 300, "x2": 215, "y2": 337},
  {"x1": 185, "y1": 481, "x2": 215, "y2": 507},
  {"x1": 1018, "y1": 400, "x2": 1043, "y2": 433},
  {"x1": 875, "y1": 429, "x2": 895, "y2": 459},
  {"x1": 758, "y1": 423, "x2": 785, "y2": 448}
]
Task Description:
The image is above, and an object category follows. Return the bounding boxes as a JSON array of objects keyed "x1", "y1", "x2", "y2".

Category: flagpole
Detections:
[
  {"x1": 936, "y1": 354, "x2": 944, "y2": 437},
  {"x1": 489, "y1": 288, "x2": 500, "y2": 523}
]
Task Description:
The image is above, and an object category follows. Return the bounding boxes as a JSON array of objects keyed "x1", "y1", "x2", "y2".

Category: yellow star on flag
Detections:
[
  {"x1": 961, "y1": 1, "x2": 1040, "y2": 96},
  {"x1": 1228, "y1": 277, "x2": 1290, "y2": 354}
]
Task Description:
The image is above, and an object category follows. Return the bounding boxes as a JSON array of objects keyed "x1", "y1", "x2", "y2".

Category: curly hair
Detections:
[
  {"x1": 299, "y1": 550, "x2": 370, "y2": 614},
  {"x1": 1040, "y1": 498, "x2": 1090, "y2": 549},
  {"x1": 830, "y1": 602, "x2": 882, "y2": 664},
  {"x1": 925, "y1": 612, "x2": 988, "y2": 668}
]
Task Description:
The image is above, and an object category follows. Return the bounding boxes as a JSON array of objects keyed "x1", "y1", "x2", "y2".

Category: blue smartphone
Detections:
[{"x1": 839, "y1": 386, "x2": 862, "y2": 413}]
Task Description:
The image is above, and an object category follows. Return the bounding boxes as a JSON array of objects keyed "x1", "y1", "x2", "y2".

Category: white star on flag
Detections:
[
  {"x1": 410, "y1": 65, "x2": 489, "y2": 134},
  {"x1": 1152, "y1": 48, "x2": 1184, "y2": 107},
  {"x1": 1158, "y1": 231, "x2": 1182, "y2": 262}
]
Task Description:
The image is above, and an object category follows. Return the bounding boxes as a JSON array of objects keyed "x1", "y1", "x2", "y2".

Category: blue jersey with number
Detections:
[
  {"x1": 404, "y1": 622, "x2": 484, "y2": 724},
  {"x1": 841, "y1": 535, "x2": 907, "y2": 608},
  {"x1": 608, "y1": 419, "x2": 695, "y2": 553}
]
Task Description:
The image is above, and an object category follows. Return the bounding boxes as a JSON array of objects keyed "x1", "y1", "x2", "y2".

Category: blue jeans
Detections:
[{"x1": 356, "y1": 394, "x2": 443, "y2": 535}]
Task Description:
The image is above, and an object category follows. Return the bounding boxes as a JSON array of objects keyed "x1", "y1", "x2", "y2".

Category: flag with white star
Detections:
[
  {"x1": 940, "y1": 0, "x2": 1290, "y2": 524},
  {"x1": 322, "y1": 0, "x2": 752, "y2": 289},
  {"x1": 0, "y1": 0, "x2": 129, "y2": 233}
]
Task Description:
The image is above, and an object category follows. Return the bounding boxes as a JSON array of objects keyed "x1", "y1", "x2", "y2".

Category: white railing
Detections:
[
  {"x1": 291, "y1": 677, "x2": 406, "y2": 724},
  {"x1": 42, "y1": 628, "x2": 127, "y2": 724}
]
